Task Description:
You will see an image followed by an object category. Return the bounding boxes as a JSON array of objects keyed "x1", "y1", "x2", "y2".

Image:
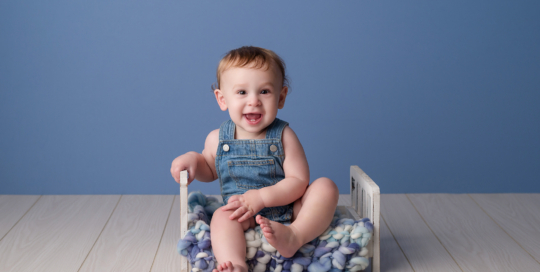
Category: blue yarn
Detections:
[
  {"x1": 348, "y1": 243, "x2": 360, "y2": 251},
  {"x1": 284, "y1": 260, "x2": 293, "y2": 270},
  {"x1": 198, "y1": 239, "x2": 211, "y2": 250},
  {"x1": 364, "y1": 222, "x2": 374, "y2": 233},
  {"x1": 293, "y1": 257, "x2": 311, "y2": 266},
  {"x1": 188, "y1": 192, "x2": 207, "y2": 210},
  {"x1": 178, "y1": 192, "x2": 373, "y2": 272}
]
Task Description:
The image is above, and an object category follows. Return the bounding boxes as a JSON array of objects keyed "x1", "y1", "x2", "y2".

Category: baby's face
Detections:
[{"x1": 214, "y1": 64, "x2": 287, "y2": 139}]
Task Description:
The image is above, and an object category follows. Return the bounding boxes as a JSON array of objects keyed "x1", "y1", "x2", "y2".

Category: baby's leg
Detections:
[
  {"x1": 256, "y1": 177, "x2": 339, "y2": 258},
  {"x1": 211, "y1": 208, "x2": 255, "y2": 272}
]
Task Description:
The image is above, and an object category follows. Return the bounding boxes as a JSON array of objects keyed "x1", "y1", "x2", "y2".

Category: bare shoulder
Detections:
[
  {"x1": 202, "y1": 129, "x2": 219, "y2": 176},
  {"x1": 281, "y1": 126, "x2": 310, "y2": 182},
  {"x1": 206, "y1": 129, "x2": 220, "y2": 143},
  {"x1": 203, "y1": 129, "x2": 220, "y2": 157},
  {"x1": 282, "y1": 126, "x2": 301, "y2": 149}
]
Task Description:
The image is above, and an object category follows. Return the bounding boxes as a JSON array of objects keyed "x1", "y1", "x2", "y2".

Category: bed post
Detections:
[
  {"x1": 180, "y1": 170, "x2": 189, "y2": 272},
  {"x1": 350, "y1": 166, "x2": 380, "y2": 272}
]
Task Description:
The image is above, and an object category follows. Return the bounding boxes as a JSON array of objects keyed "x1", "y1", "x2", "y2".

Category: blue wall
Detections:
[{"x1": 1, "y1": 1, "x2": 539, "y2": 194}]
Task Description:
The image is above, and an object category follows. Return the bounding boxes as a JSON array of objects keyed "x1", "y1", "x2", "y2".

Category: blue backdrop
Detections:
[{"x1": 1, "y1": 1, "x2": 539, "y2": 194}]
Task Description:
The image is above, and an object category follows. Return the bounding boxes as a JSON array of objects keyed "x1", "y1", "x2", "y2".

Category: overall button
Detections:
[
  {"x1": 270, "y1": 145, "x2": 278, "y2": 152},
  {"x1": 223, "y1": 144, "x2": 230, "y2": 152}
]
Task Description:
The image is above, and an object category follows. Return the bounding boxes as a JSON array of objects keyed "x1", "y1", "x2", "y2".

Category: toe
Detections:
[
  {"x1": 262, "y1": 226, "x2": 273, "y2": 233},
  {"x1": 264, "y1": 232, "x2": 275, "y2": 240}
]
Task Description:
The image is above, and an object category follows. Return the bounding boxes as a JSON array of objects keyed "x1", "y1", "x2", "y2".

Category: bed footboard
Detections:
[{"x1": 350, "y1": 165, "x2": 380, "y2": 272}]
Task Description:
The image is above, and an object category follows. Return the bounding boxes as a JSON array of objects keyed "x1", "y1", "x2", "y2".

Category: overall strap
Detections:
[
  {"x1": 219, "y1": 120, "x2": 235, "y2": 141},
  {"x1": 265, "y1": 118, "x2": 289, "y2": 140}
]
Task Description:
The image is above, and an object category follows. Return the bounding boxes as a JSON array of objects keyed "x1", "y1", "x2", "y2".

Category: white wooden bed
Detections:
[{"x1": 179, "y1": 165, "x2": 380, "y2": 272}]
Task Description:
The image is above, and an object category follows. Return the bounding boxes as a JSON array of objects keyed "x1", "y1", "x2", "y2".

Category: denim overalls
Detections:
[{"x1": 215, "y1": 118, "x2": 294, "y2": 223}]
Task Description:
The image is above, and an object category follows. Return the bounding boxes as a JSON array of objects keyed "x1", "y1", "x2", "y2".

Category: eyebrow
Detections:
[{"x1": 231, "y1": 82, "x2": 274, "y2": 90}]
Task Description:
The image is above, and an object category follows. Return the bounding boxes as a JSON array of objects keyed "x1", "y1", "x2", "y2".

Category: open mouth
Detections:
[{"x1": 244, "y1": 113, "x2": 262, "y2": 125}]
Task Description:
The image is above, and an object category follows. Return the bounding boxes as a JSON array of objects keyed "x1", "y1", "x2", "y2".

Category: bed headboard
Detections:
[{"x1": 179, "y1": 170, "x2": 189, "y2": 272}]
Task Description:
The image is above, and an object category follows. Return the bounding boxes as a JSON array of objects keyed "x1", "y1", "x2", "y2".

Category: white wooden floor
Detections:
[{"x1": 1, "y1": 194, "x2": 540, "y2": 272}]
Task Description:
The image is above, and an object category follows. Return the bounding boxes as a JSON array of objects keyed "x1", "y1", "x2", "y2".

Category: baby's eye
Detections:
[
  {"x1": 238, "y1": 90, "x2": 246, "y2": 95},
  {"x1": 261, "y1": 89, "x2": 270, "y2": 94}
]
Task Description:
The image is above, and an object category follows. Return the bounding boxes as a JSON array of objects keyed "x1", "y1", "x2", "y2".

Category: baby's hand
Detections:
[
  {"x1": 170, "y1": 152, "x2": 198, "y2": 184},
  {"x1": 222, "y1": 190, "x2": 265, "y2": 222}
]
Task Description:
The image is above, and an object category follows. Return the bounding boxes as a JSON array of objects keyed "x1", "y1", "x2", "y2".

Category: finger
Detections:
[
  {"x1": 222, "y1": 200, "x2": 241, "y2": 211},
  {"x1": 227, "y1": 195, "x2": 239, "y2": 204},
  {"x1": 172, "y1": 170, "x2": 179, "y2": 183},
  {"x1": 229, "y1": 206, "x2": 246, "y2": 220},
  {"x1": 237, "y1": 210, "x2": 253, "y2": 222},
  {"x1": 187, "y1": 168, "x2": 195, "y2": 185},
  {"x1": 171, "y1": 166, "x2": 179, "y2": 183}
]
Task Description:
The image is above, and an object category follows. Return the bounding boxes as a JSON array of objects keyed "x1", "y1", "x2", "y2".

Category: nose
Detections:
[{"x1": 247, "y1": 93, "x2": 261, "y2": 107}]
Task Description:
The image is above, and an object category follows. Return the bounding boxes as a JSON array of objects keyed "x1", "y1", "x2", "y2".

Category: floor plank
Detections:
[
  {"x1": 409, "y1": 194, "x2": 540, "y2": 272},
  {"x1": 381, "y1": 194, "x2": 461, "y2": 272},
  {"x1": 380, "y1": 215, "x2": 414, "y2": 272},
  {"x1": 0, "y1": 195, "x2": 40, "y2": 240},
  {"x1": 0, "y1": 195, "x2": 120, "y2": 272},
  {"x1": 79, "y1": 195, "x2": 174, "y2": 272},
  {"x1": 470, "y1": 194, "x2": 540, "y2": 264},
  {"x1": 152, "y1": 195, "x2": 182, "y2": 272}
]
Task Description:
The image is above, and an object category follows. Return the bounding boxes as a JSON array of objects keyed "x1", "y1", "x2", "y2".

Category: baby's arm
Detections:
[
  {"x1": 259, "y1": 126, "x2": 310, "y2": 207},
  {"x1": 170, "y1": 129, "x2": 219, "y2": 184}
]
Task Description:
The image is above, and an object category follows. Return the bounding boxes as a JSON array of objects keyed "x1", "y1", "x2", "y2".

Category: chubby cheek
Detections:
[
  {"x1": 229, "y1": 106, "x2": 245, "y2": 119},
  {"x1": 266, "y1": 101, "x2": 279, "y2": 114}
]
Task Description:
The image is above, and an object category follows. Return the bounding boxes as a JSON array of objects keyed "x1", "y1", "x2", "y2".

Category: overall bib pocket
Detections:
[{"x1": 228, "y1": 159, "x2": 277, "y2": 190}]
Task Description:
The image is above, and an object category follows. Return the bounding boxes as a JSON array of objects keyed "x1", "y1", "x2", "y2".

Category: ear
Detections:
[
  {"x1": 277, "y1": 86, "x2": 288, "y2": 109},
  {"x1": 214, "y1": 89, "x2": 228, "y2": 111}
]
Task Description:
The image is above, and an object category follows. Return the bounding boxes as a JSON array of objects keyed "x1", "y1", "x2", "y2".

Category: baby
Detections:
[{"x1": 171, "y1": 46, "x2": 339, "y2": 272}]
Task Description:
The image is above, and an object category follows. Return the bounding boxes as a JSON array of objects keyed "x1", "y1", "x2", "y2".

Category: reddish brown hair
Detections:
[{"x1": 212, "y1": 46, "x2": 289, "y2": 91}]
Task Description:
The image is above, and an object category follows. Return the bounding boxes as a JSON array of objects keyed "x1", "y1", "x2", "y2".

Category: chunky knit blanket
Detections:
[{"x1": 177, "y1": 192, "x2": 373, "y2": 272}]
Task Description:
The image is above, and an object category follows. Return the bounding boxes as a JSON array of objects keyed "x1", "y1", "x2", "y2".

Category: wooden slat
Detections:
[
  {"x1": 409, "y1": 194, "x2": 540, "y2": 272},
  {"x1": 0, "y1": 195, "x2": 40, "y2": 240},
  {"x1": 152, "y1": 195, "x2": 182, "y2": 272},
  {"x1": 380, "y1": 215, "x2": 414, "y2": 272},
  {"x1": 338, "y1": 194, "x2": 350, "y2": 206},
  {"x1": 381, "y1": 194, "x2": 461, "y2": 272},
  {"x1": 79, "y1": 195, "x2": 174, "y2": 272},
  {"x1": 470, "y1": 194, "x2": 540, "y2": 264},
  {"x1": 0, "y1": 195, "x2": 119, "y2": 272}
]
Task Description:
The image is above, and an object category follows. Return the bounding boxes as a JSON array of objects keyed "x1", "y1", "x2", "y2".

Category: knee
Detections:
[
  {"x1": 211, "y1": 208, "x2": 230, "y2": 224},
  {"x1": 312, "y1": 177, "x2": 339, "y2": 201},
  {"x1": 211, "y1": 207, "x2": 253, "y2": 230}
]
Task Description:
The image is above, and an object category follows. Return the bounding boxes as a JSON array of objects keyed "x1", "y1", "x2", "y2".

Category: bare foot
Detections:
[
  {"x1": 212, "y1": 261, "x2": 247, "y2": 272},
  {"x1": 256, "y1": 215, "x2": 302, "y2": 258}
]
